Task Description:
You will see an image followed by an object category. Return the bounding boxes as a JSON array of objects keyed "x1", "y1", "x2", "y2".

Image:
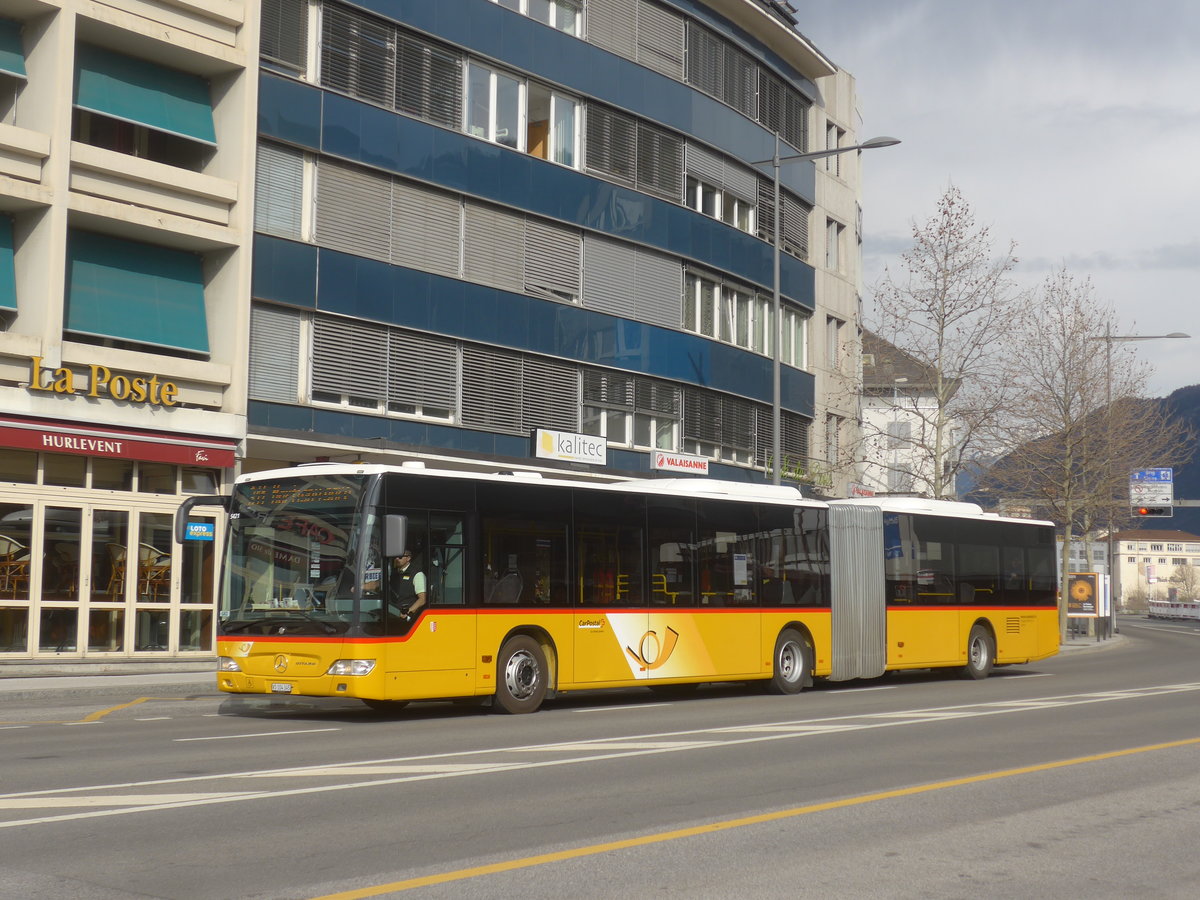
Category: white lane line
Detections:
[
  {"x1": 0, "y1": 792, "x2": 256, "y2": 809},
  {"x1": 820, "y1": 685, "x2": 898, "y2": 693},
  {"x1": 174, "y1": 728, "x2": 341, "y2": 742},
  {"x1": 574, "y1": 703, "x2": 672, "y2": 713},
  {"x1": 243, "y1": 764, "x2": 517, "y2": 777},
  {"x1": 515, "y1": 741, "x2": 717, "y2": 752},
  {"x1": 0, "y1": 726, "x2": 30, "y2": 731},
  {"x1": 134, "y1": 717, "x2": 172, "y2": 722}
]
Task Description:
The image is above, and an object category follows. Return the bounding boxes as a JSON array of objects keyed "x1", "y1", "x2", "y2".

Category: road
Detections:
[{"x1": 1, "y1": 616, "x2": 1198, "y2": 899}]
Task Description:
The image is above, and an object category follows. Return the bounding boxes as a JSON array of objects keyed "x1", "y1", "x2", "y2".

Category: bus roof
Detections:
[
  {"x1": 236, "y1": 462, "x2": 817, "y2": 507},
  {"x1": 831, "y1": 496, "x2": 1054, "y2": 527}
]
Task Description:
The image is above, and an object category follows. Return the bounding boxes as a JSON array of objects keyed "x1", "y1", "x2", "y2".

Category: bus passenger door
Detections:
[{"x1": 572, "y1": 524, "x2": 647, "y2": 684}]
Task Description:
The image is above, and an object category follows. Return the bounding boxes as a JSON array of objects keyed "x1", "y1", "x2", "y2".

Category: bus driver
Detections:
[{"x1": 388, "y1": 549, "x2": 427, "y2": 623}]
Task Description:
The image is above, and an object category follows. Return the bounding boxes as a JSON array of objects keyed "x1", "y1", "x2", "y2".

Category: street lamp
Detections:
[
  {"x1": 1093, "y1": 326, "x2": 1189, "y2": 637},
  {"x1": 754, "y1": 135, "x2": 901, "y2": 484}
]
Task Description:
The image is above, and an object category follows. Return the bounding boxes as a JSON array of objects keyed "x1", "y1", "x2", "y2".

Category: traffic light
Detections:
[{"x1": 1132, "y1": 506, "x2": 1173, "y2": 518}]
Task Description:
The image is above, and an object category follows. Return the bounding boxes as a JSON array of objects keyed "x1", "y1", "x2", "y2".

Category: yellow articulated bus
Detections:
[{"x1": 175, "y1": 463, "x2": 1059, "y2": 714}]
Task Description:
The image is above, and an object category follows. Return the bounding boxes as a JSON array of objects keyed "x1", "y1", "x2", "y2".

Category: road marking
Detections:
[
  {"x1": 4, "y1": 682, "x2": 1199, "y2": 830},
  {"x1": 174, "y1": 728, "x2": 342, "y2": 742},
  {"x1": 574, "y1": 702, "x2": 672, "y2": 713},
  {"x1": 134, "y1": 717, "x2": 173, "y2": 722},
  {"x1": 0, "y1": 792, "x2": 256, "y2": 809},
  {"x1": 307, "y1": 735, "x2": 1200, "y2": 899}
]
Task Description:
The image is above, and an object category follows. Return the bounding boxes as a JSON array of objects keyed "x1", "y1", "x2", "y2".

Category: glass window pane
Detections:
[
  {"x1": 45, "y1": 453, "x2": 86, "y2": 487},
  {"x1": 92, "y1": 458, "x2": 133, "y2": 491},
  {"x1": 92, "y1": 510, "x2": 129, "y2": 602},
  {"x1": 138, "y1": 463, "x2": 176, "y2": 494},
  {"x1": 180, "y1": 516, "x2": 214, "y2": 605},
  {"x1": 551, "y1": 94, "x2": 576, "y2": 167},
  {"x1": 735, "y1": 292, "x2": 750, "y2": 347},
  {"x1": 582, "y1": 406, "x2": 603, "y2": 436},
  {"x1": 685, "y1": 176, "x2": 700, "y2": 212},
  {"x1": 467, "y1": 63, "x2": 490, "y2": 138},
  {"x1": 44, "y1": 507, "x2": 82, "y2": 602},
  {"x1": 700, "y1": 281, "x2": 715, "y2": 337},
  {"x1": 633, "y1": 412, "x2": 651, "y2": 448},
  {"x1": 702, "y1": 183, "x2": 718, "y2": 218},
  {"x1": 656, "y1": 419, "x2": 675, "y2": 450},
  {"x1": 40, "y1": 608, "x2": 78, "y2": 652},
  {"x1": 555, "y1": 0, "x2": 579, "y2": 35},
  {"x1": 181, "y1": 467, "x2": 219, "y2": 495},
  {"x1": 606, "y1": 409, "x2": 627, "y2": 445},
  {"x1": 0, "y1": 450, "x2": 36, "y2": 483},
  {"x1": 138, "y1": 513, "x2": 173, "y2": 602},
  {"x1": 495, "y1": 72, "x2": 521, "y2": 148},
  {"x1": 527, "y1": 0, "x2": 551, "y2": 23},
  {"x1": 179, "y1": 608, "x2": 212, "y2": 651},
  {"x1": 0, "y1": 503, "x2": 32, "y2": 602},
  {"x1": 0, "y1": 607, "x2": 29, "y2": 652},
  {"x1": 683, "y1": 277, "x2": 697, "y2": 329},
  {"x1": 135, "y1": 608, "x2": 170, "y2": 651},
  {"x1": 88, "y1": 609, "x2": 125, "y2": 652}
]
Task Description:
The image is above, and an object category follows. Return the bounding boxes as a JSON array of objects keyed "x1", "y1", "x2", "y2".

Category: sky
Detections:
[{"x1": 795, "y1": 1, "x2": 1200, "y2": 397}]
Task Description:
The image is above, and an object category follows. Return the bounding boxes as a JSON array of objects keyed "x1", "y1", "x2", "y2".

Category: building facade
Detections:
[
  {"x1": 1114, "y1": 529, "x2": 1200, "y2": 608},
  {"x1": 0, "y1": 1, "x2": 255, "y2": 661},
  {"x1": 247, "y1": 0, "x2": 866, "y2": 494},
  {"x1": 1, "y1": 0, "x2": 875, "y2": 662}
]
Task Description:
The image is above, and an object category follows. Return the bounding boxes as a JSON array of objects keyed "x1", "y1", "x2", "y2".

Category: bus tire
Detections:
[
  {"x1": 362, "y1": 699, "x2": 409, "y2": 713},
  {"x1": 962, "y1": 625, "x2": 995, "y2": 680},
  {"x1": 768, "y1": 628, "x2": 809, "y2": 695},
  {"x1": 495, "y1": 635, "x2": 548, "y2": 714}
]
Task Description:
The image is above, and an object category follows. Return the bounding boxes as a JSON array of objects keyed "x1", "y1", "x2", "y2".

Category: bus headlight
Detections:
[
  {"x1": 217, "y1": 656, "x2": 242, "y2": 672},
  {"x1": 327, "y1": 659, "x2": 377, "y2": 676}
]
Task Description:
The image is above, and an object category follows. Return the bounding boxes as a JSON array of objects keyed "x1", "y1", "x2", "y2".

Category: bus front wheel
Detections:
[
  {"x1": 768, "y1": 629, "x2": 809, "y2": 695},
  {"x1": 495, "y1": 635, "x2": 549, "y2": 714},
  {"x1": 962, "y1": 625, "x2": 995, "y2": 680}
]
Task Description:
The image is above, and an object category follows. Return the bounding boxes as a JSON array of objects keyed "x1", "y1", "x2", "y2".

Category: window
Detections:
[
  {"x1": 527, "y1": 82, "x2": 578, "y2": 167},
  {"x1": 684, "y1": 273, "x2": 776, "y2": 358},
  {"x1": 585, "y1": 104, "x2": 683, "y2": 200},
  {"x1": 887, "y1": 420, "x2": 911, "y2": 450},
  {"x1": 825, "y1": 123, "x2": 845, "y2": 175},
  {"x1": 826, "y1": 316, "x2": 843, "y2": 368},
  {"x1": 467, "y1": 61, "x2": 523, "y2": 150},
  {"x1": 685, "y1": 176, "x2": 753, "y2": 234},
  {"x1": 261, "y1": 0, "x2": 308, "y2": 73},
  {"x1": 72, "y1": 45, "x2": 215, "y2": 171},
  {"x1": 582, "y1": 370, "x2": 680, "y2": 451},
  {"x1": 825, "y1": 218, "x2": 844, "y2": 271},
  {"x1": 493, "y1": 0, "x2": 581, "y2": 35},
  {"x1": 825, "y1": 414, "x2": 842, "y2": 466},
  {"x1": 780, "y1": 306, "x2": 808, "y2": 368},
  {"x1": 682, "y1": 389, "x2": 755, "y2": 464},
  {"x1": 1172, "y1": 558, "x2": 1186, "y2": 566}
]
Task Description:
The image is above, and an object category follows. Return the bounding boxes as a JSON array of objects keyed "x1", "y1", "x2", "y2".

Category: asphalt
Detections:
[{"x1": 0, "y1": 631, "x2": 1124, "y2": 700}]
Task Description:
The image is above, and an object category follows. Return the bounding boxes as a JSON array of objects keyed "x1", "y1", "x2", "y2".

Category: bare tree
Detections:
[
  {"x1": 982, "y1": 268, "x2": 1191, "y2": 640},
  {"x1": 868, "y1": 186, "x2": 1027, "y2": 499},
  {"x1": 1170, "y1": 564, "x2": 1200, "y2": 603}
]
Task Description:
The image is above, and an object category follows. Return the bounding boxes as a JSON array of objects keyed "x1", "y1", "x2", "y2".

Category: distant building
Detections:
[
  {"x1": 859, "y1": 332, "x2": 962, "y2": 497},
  {"x1": 1112, "y1": 529, "x2": 1200, "y2": 608}
]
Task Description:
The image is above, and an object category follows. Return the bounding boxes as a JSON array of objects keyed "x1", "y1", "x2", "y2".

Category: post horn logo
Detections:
[
  {"x1": 273, "y1": 654, "x2": 288, "y2": 673},
  {"x1": 625, "y1": 626, "x2": 680, "y2": 671}
]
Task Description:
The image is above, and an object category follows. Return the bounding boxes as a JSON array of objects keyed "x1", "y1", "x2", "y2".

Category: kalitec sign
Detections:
[
  {"x1": 533, "y1": 428, "x2": 606, "y2": 466},
  {"x1": 28, "y1": 356, "x2": 180, "y2": 407}
]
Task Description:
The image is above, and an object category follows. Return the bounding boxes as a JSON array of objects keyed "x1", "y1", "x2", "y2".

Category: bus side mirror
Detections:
[
  {"x1": 384, "y1": 514, "x2": 408, "y2": 559},
  {"x1": 174, "y1": 495, "x2": 230, "y2": 544}
]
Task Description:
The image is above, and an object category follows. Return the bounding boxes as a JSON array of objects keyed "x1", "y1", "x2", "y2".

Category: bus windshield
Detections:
[{"x1": 219, "y1": 473, "x2": 376, "y2": 635}]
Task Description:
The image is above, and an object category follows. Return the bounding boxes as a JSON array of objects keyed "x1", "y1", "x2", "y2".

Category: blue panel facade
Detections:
[{"x1": 252, "y1": 0, "x2": 830, "y2": 480}]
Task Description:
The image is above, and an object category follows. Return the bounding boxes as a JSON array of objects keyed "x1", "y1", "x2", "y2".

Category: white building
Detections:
[
  {"x1": 858, "y1": 331, "x2": 962, "y2": 497},
  {"x1": 1113, "y1": 529, "x2": 1200, "y2": 607}
]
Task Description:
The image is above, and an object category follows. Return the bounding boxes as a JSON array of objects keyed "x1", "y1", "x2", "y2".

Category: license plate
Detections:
[{"x1": 271, "y1": 682, "x2": 293, "y2": 693}]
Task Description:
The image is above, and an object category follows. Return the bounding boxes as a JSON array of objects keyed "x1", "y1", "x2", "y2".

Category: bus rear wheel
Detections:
[
  {"x1": 495, "y1": 635, "x2": 548, "y2": 714},
  {"x1": 961, "y1": 625, "x2": 995, "y2": 680},
  {"x1": 768, "y1": 628, "x2": 809, "y2": 695}
]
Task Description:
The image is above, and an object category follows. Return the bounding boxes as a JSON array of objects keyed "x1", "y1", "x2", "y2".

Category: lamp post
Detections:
[
  {"x1": 754, "y1": 135, "x2": 900, "y2": 485},
  {"x1": 1093, "y1": 326, "x2": 1189, "y2": 637}
]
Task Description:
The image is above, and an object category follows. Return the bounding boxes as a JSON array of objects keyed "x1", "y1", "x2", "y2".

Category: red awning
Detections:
[{"x1": 0, "y1": 415, "x2": 238, "y2": 468}]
